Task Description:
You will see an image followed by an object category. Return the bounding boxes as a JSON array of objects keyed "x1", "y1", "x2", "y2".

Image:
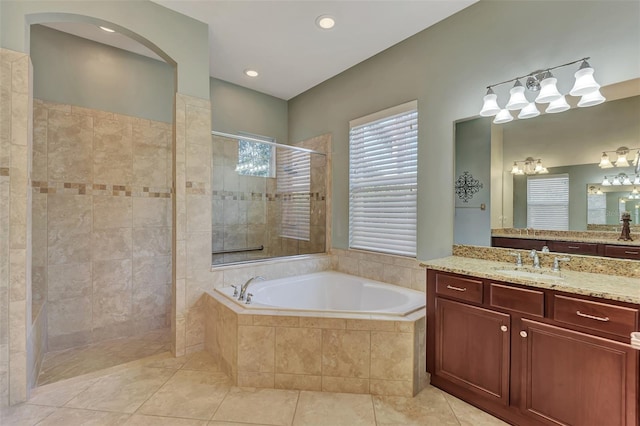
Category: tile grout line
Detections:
[
  {"x1": 440, "y1": 390, "x2": 463, "y2": 426},
  {"x1": 130, "y1": 365, "x2": 180, "y2": 416},
  {"x1": 289, "y1": 389, "x2": 302, "y2": 426}
]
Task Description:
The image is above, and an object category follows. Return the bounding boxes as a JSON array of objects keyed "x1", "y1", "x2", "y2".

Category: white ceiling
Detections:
[{"x1": 43, "y1": 0, "x2": 478, "y2": 100}]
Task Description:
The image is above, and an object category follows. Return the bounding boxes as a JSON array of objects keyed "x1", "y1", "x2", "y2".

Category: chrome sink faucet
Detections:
[
  {"x1": 509, "y1": 252, "x2": 522, "y2": 267},
  {"x1": 529, "y1": 249, "x2": 541, "y2": 269},
  {"x1": 239, "y1": 276, "x2": 264, "y2": 301},
  {"x1": 552, "y1": 256, "x2": 571, "y2": 272}
]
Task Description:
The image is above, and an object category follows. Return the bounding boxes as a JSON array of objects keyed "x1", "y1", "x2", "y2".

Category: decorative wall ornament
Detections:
[{"x1": 455, "y1": 171, "x2": 483, "y2": 203}]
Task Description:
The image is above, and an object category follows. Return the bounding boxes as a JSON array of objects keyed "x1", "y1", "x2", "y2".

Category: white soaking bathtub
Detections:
[{"x1": 215, "y1": 271, "x2": 425, "y2": 316}]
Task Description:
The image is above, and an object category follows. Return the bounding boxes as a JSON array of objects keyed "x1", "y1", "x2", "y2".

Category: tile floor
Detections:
[
  {"x1": 2, "y1": 350, "x2": 509, "y2": 426},
  {"x1": 37, "y1": 329, "x2": 171, "y2": 386}
]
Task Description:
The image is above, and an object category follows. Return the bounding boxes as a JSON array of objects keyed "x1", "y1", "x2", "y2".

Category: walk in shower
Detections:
[{"x1": 211, "y1": 132, "x2": 328, "y2": 265}]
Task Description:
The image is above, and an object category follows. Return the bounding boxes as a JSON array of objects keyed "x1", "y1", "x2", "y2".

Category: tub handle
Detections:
[
  {"x1": 246, "y1": 293, "x2": 253, "y2": 304},
  {"x1": 446, "y1": 285, "x2": 467, "y2": 292}
]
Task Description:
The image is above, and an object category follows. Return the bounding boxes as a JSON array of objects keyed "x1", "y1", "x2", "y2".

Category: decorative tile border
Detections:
[
  {"x1": 31, "y1": 181, "x2": 171, "y2": 198},
  {"x1": 0, "y1": 167, "x2": 9, "y2": 176},
  {"x1": 211, "y1": 189, "x2": 326, "y2": 201}
]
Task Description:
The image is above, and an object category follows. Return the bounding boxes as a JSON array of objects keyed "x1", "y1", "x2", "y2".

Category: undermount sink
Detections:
[{"x1": 492, "y1": 267, "x2": 564, "y2": 281}]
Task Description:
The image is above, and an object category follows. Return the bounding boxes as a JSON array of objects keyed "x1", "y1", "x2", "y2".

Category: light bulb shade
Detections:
[
  {"x1": 493, "y1": 108, "x2": 513, "y2": 124},
  {"x1": 479, "y1": 92, "x2": 501, "y2": 117},
  {"x1": 613, "y1": 176, "x2": 621, "y2": 185},
  {"x1": 511, "y1": 162, "x2": 520, "y2": 174},
  {"x1": 623, "y1": 176, "x2": 633, "y2": 185},
  {"x1": 599, "y1": 152, "x2": 613, "y2": 168},
  {"x1": 570, "y1": 66, "x2": 600, "y2": 96},
  {"x1": 534, "y1": 160, "x2": 544, "y2": 172},
  {"x1": 602, "y1": 176, "x2": 611, "y2": 186},
  {"x1": 518, "y1": 102, "x2": 540, "y2": 119},
  {"x1": 506, "y1": 84, "x2": 529, "y2": 110},
  {"x1": 615, "y1": 154, "x2": 630, "y2": 168},
  {"x1": 578, "y1": 89, "x2": 606, "y2": 107},
  {"x1": 535, "y1": 76, "x2": 562, "y2": 103},
  {"x1": 545, "y1": 96, "x2": 570, "y2": 113},
  {"x1": 635, "y1": 175, "x2": 640, "y2": 185}
]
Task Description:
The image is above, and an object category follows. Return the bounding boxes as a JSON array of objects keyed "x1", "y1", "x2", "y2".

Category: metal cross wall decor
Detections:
[{"x1": 455, "y1": 171, "x2": 483, "y2": 203}]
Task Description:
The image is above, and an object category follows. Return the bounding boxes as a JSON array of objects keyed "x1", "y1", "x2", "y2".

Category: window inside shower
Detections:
[{"x1": 211, "y1": 133, "x2": 328, "y2": 265}]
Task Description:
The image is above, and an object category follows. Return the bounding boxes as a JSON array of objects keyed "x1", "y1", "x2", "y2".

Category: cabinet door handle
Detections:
[
  {"x1": 576, "y1": 311, "x2": 610, "y2": 322},
  {"x1": 500, "y1": 325, "x2": 508, "y2": 332},
  {"x1": 567, "y1": 246, "x2": 580, "y2": 249},
  {"x1": 446, "y1": 285, "x2": 467, "y2": 292},
  {"x1": 624, "y1": 251, "x2": 639, "y2": 255},
  {"x1": 520, "y1": 331, "x2": 527, "y2": 338}
]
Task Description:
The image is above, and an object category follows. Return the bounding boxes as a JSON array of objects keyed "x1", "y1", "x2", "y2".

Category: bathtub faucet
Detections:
[{"x1": 239, "y1": 276, "x2": 265, "y2": 301}]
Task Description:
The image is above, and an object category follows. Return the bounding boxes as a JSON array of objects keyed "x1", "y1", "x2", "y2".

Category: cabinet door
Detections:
[
  {"x1": 519, "y1": 319, "x2": 638, "y2": 426},
  {"x1": 435, "y1": 298, "x2": 510, "y2": 405}
]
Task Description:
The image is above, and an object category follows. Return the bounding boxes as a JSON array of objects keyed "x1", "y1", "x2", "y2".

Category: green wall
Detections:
[
  {"x1": 1, "y1": 0, "x2": 209, "y2": 99},
  {"x1": 30, "y1": 25, "x2": 174, "y2": 123},
  {"x1": 288, "y1": 0, "x2": 640, "y2": 260},
  {"x1": 210, "y1": 78, "x2": 288, "y2": 145}
]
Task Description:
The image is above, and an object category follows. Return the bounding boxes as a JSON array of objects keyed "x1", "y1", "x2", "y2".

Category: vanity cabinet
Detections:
[
  {"x1": 426, "y1": 269, "x2": 639, "y2": 426},
  {"x1": 546, "y1": 240, "x2": 599, "y2": 255},
  {"x1": 604, "y1": 244, "x2": 640, "y2": 260},
  {"x1": 492, "y1": 236, "x2": 640, "y2": 260}
]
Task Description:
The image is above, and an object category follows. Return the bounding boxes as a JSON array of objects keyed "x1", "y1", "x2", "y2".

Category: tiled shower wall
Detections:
[
  {"x1": 211, "y1": 134, "x2": 329, "y2": 265},
  {"x1": 32, "y1": 99, "x2": 173, "y2": 352}
]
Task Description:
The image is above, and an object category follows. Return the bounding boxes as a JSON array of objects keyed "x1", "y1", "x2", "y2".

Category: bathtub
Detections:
[{"x1": 215, "y1": 270, "x2": 425, "y2": 316}]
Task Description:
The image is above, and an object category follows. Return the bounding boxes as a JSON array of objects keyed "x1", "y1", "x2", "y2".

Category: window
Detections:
[
  {"x1": 236, "y1": 134, "x2": 275, "y2": 178},
  {"x1": 527, "y1": 174, "x2": 569, "y2": 230},
  {"x1": 277, "y1": 148, "x2": 310, "y2": 240},
  {"x1": 349, "y1": 101, "x2": 418, "y2": 256}
]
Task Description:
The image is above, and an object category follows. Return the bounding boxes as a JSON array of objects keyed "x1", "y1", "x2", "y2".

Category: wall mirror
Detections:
[{"x1": 454, "y1": 79, "x2": 640, "y2": 249}]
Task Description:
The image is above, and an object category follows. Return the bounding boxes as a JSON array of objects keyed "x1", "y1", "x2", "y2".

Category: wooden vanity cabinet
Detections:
[
  {"x1": 426, "y1": 269, "x2": 639, "y2": 426},
  {"x1": 492, "y1": 237, "x2": 640, "y2": 260}
]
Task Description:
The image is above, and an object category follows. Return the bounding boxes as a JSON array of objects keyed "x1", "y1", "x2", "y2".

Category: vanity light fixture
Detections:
[
  {"x1": 479, "y1": 57, "x2": 605, "y2": 124},
  {"x1": 510, "y1": 157, "x2": 548, "y2": 175},
  {"x1": 598, "y1": 146, "x2": 640, "y2": 169},
  {"x1": 602, "y1": 173, "x2": 633, "y2": 186}
]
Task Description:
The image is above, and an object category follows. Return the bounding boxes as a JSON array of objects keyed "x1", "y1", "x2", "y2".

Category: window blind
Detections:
[
  {"x1": 527, "y1": 174, "x2": 569, "y2": 230},
  {"x1": 276, "y1": 148, "x2": 310, "y2": 240},
  {"x1": 349, "y1": 101, "x2": 418, "y2": 256}
]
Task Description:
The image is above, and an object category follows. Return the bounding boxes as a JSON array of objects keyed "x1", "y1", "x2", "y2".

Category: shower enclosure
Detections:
[{"x1": 211, "y1": 132, "x2": 327, "y2": 265}]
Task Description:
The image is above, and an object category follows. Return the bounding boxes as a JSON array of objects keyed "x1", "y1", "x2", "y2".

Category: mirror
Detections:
[{"x1": 454, "y1": 79, "x2": 640, "y2": 247}]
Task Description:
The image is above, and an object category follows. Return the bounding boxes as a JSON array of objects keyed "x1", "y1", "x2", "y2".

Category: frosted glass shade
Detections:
[
  {"x1": 493, "y1": 108, "x2": 513, "y2": 124},
  {"x1": 578, "y1": 89, "x2": 606, "y2": 107},
  {"x1": 613, "y1": 176, "x2": 621, "y2": 185},
  {"x1": 506, "y1": 85, "x2": 529, "y2": 110},
  {"x1": 518, "y1": 102, "x2": 540, "y2": 119},
  {"x1": 623, "y1": 176, "x2": 633, "y2": 185},
  {"x1": 602, "y1": 176, "x2": 611, "y2": 186},
  {"x1": 479, "y1": 93, "x2": 501, "y2": 116},
  {"x1": 545, "y1": 96, "x2": 570, "y2": 113},
  {"x1": 511, "y1": 162, "x2": 520, "y2": 174},
  {"x1": 615, "y1": 154, "x2": 630, "y2": 168},
  {"x1": 535, "y1": 77, "x2": 562, "y2": 103},
  {"x1": 599, "y1": 153, "x2": 613, "y2": 168},
  {"x1": 570, "y1": 67, "x2": 600, "y2": 96}
]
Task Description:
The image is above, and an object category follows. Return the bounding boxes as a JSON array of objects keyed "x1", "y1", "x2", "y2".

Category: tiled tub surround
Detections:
[
  {"x1": 452, "y1": 244, "x2": 640, "y2": 279},
  {"x1": 211, "y1": 134, "x2": 329, "y2": 265},
  {"x1": 31, "y1": 99, "x2": 173, "y2": 353},
  {"x1": 204, "y1": 289, "x2": 427, "y2": 397}
]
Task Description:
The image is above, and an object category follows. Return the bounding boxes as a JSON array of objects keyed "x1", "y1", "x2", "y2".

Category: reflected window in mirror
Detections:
[{"x1": 526, "y1": 174, "x2": 569, "y2": 230}]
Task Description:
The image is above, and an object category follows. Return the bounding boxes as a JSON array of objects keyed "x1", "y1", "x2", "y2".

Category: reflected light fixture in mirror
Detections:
[
  {"x1": 598, "y1": 146, "x2": 640, "y2": 169},
  {"x1": 510, "y1": 157, "x2": 548, "y2": 175},
  {"x1": 479, "y1": 57, "x2": 605, "y2": 124}
]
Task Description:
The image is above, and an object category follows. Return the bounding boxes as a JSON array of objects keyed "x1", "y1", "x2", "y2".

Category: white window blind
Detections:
[
  {"x1": 349, "y1": 101, "x2": 418, "y2": 257},
  {"x1": 527, "y1": 174, "x2": 569, "y2": 230},
  {"x1": 277, "y1": 148, "x2": 310, "y2": 240}
]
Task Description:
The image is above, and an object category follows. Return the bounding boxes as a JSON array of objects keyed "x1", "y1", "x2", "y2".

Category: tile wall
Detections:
[
  {"x1": 0, "y1": 48, "x2": 33, "y2": 406},
  {"x1": 31, "y1": 99, "x2": 173, "y2": 352}
]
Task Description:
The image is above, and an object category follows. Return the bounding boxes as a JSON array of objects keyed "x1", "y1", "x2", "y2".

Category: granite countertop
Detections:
[{"x1": 422, "y1": 256, "x2": 640, "y2": 305}]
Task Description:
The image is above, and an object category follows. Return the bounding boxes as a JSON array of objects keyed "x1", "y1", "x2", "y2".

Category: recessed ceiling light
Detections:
[
  {"x1": 244, "y1": 69, "x2": 259, "y2": 78},
  {"x1": 99, "y1": 26, "x2": 115, "y2": 33},
  {"x1": 315, "y1": 15, "x2": 335, "y2": 30}
]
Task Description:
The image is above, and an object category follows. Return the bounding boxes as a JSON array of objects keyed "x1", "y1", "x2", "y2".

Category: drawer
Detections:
[
  {"x1": 603, "y1": 245, "x2": 640, "y2": 260},
  {"x1": 492, "y1": 237, "x2": 547, "y2": 251},
  {"x1": 553, "y1": 295, "x2": 638, "y2": 338},
  {"x1": 435, "y1": 273, "x2": 483, "y2": 304},
  {"x1": 547, "y1": 241, "x2": 599, "y2": 255},
  {"x1": 489, "y1": 283, "x2": 544, "y2": 317}
]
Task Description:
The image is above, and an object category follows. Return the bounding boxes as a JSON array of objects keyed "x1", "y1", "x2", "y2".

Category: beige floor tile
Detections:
[
  {"x1": 212, "y1": 387, "x2": 299, "y2": 426},
  {"x1": 137, "y1": 370, "x2": 231, "y2": 420},
  {"x1": 125, "y1": 414, "x2": 209, "y2": 425},
  {"x1": 142, "y1": 352, "x2": 190, "y2": 370},
  {"x1": 64, "y1": 366, "x2": 175, "y2": 413},
  {"x1": 372, "y1": 385, "x2": 459, "y2": 426},
  {"x1": 180, "y1": 351, "x2": 222, "y2": 372},
  {"x1": 28, "y1": 376, "x2": 100, "y2": 406},
  {"x1": 0, "y1": 403, "x2": 57, "y2": 425},
  {"x1": 442, "y1": 391, "x2": 510, "y2": 426},
  {"x1": 293, "y1": 391, "x2": 376, "y2": 426},
  {"x1": 35, "y1": 407, "x2": 131, "y2": 425}
]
